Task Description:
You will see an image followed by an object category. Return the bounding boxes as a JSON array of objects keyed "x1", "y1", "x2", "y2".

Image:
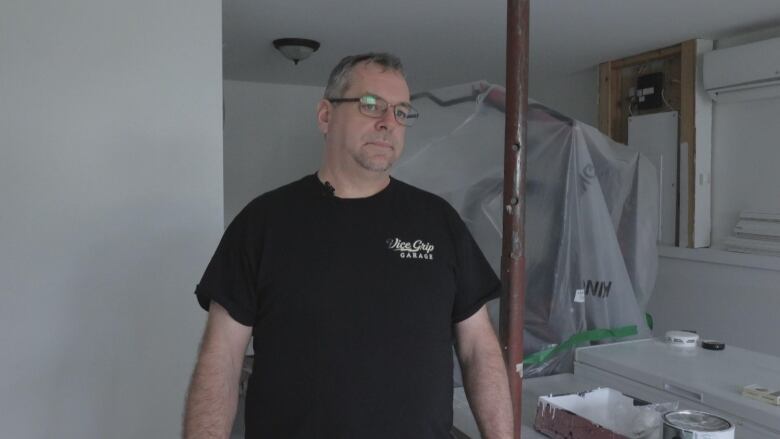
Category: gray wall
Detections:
[
  {"x1": 223, "y1": 80, "x2": 324, "y2": 223},
  {"x1": 530, "y1": 67, "x2": 599, "y2": 127},
  {"x1": 0, "y1": 1, "x2": 223, "y2": 437}
]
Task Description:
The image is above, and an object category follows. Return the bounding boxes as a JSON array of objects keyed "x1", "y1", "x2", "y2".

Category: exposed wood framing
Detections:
[
  {"x1": 598, "y1": 39, "x2": 708, "y2": 248},
  {"x1": 611, "y1": 45, "x2": 681, "y2": 69},
  {"x1": 679, "y1": 40, "x2": 697, "y2": 248},
  {"x1": 597, "y1": 63, "x2": 614, "y2": 136}
]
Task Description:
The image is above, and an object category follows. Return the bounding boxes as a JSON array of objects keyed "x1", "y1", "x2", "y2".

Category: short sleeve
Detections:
[
  {"x1": 446, "y1": 206, "x2": 501, "y2": 323},
  {"x1": 194, "y1": 200, "x2": 264, "y2": 326}
]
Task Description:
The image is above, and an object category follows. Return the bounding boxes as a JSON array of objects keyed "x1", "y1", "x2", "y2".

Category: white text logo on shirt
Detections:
[{"x1": 386, "y1": 237, "x2": 435, "y2": 260}]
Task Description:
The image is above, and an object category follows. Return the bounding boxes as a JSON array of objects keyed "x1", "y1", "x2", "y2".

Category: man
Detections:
[{"x1": 183, "y1": 53, "x2": 513, "y2": 438}]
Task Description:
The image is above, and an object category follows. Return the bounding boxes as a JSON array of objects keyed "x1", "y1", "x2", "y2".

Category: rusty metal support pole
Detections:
[{"x1": 499, "y1": 0, "x2": 529, "y2": 437}]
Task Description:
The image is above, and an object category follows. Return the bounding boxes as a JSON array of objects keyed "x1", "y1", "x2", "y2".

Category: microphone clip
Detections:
[{"x1": 322, "y1": 181, "x2": 335, "y2": 197}]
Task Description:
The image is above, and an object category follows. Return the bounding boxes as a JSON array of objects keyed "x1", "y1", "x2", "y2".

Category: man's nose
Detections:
[{"x1": 375, "y1": 108, "x2": 399, "y2": 130}]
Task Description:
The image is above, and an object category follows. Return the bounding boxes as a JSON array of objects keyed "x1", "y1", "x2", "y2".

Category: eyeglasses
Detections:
[{"x1": 328, "y1": 94, "x2": 419, "y2": 127}]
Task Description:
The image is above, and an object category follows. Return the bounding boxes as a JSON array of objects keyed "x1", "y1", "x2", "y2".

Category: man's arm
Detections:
[
  {"x1": 454, "y1": 305, "x2": 514, "y2": 439},
  {"x1": 183, "y1": 301, "x2": 252, "y2": 439}
]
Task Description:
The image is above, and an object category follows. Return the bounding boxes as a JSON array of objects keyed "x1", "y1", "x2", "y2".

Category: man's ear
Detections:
[{"x1": 316, "y1": 100, "x2": 330, "y2": 134}]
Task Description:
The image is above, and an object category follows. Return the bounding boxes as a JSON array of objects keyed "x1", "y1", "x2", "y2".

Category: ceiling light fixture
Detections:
[{"x1": 272, "y1": 38, "x2": 321, "y2": 65}]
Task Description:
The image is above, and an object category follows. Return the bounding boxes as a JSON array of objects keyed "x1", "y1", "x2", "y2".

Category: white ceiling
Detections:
[{"x1": 223, "y1": 0, "x2": 780, "y2": 92}]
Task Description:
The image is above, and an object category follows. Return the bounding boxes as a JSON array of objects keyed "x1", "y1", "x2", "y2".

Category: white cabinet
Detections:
[{"x1": 574, "y1": 339, "x2": 780, "y2": 439}]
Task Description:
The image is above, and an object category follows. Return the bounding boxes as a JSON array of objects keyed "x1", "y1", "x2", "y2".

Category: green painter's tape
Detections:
[{"x1": 524, "y1": 325, "x2": 638, "y2": 367}]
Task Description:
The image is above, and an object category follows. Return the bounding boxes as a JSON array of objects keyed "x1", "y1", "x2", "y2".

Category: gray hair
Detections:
[{"x1": 323, "y1": 53, "x2": 405, "y2": 99}]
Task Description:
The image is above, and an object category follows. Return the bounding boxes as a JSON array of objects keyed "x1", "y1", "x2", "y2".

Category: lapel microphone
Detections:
[{"x1": 323, "y1": 181, "x2": 335, "y2": 197}]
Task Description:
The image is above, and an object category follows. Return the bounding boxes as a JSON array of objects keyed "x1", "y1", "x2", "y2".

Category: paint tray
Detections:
[{"x1": 534, "y1": 387, "x2": 676, "y2": 439}]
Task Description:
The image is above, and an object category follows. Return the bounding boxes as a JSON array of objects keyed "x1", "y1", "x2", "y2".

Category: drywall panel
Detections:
[
  {"x1": 628, "y1": 111, "x2": 679, "y2": 245},
  {"x1": 0, "y1": 1, "x2": 223, "y2": 437}
]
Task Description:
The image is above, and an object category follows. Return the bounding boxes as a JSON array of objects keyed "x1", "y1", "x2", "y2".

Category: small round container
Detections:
[
  {"x1": 701, "y1": 340, "x2": 726, "y2": 351},
  {"x1": 663, "y1": 410, "x2": 734, "y2": 439},
  {"x1": 665, "y1": 330, "x2": 700, "y2": 348}
]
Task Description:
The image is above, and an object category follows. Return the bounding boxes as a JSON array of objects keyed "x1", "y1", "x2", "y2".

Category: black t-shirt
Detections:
[{"x1": 195, "y1": 174, "x2": 499, "y2": 438}]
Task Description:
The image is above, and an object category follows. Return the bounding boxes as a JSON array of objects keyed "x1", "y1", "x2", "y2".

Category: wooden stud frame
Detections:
[{"x1": 598, "y1": 39, "x2": 710, "y2": 248}]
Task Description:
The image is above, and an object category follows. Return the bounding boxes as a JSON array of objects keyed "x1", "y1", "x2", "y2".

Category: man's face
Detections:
[{"x1": 318, "y1": 62, "x2": 410, "y2": 174}]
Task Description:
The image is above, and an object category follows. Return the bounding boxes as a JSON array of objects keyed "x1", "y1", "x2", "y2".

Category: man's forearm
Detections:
[
  {"x1": 183, "y1": 347, "x2": 242, "y2": 439},
  {"x1": 460, "y1": 345, "x2": 514, "y2": 438}
]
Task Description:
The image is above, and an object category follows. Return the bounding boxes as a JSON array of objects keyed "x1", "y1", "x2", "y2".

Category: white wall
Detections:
[
  {"x1": 223, "y1": 80, "x2": 324, "y2": 223},
  {"x1": 0, "y1": 1, "x2": 223, "y2": 438},
  {"x1": 648, "y1": 252, "x2": 780, "y2": 355},
  {"x1": 648, "y1": 29, "x2": 780, "y2": 357},
  {"x1": 710, "y1": 97, "x2": 780, "y2": 244}
]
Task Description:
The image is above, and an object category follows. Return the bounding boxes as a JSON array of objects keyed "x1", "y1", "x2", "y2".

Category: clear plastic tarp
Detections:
[{"x1": 394, "y1": 81, "x2": 658, "y2": 377}]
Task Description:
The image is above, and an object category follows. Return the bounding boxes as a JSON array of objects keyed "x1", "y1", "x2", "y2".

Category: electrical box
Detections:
[{"x1": 636, "y1": 72, "x2": 665, "y2": 110}]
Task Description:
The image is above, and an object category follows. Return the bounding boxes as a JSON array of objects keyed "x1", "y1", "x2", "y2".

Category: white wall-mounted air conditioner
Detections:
[{"x1": 703, "y1": 36, "x2": 780, "y2": 103}]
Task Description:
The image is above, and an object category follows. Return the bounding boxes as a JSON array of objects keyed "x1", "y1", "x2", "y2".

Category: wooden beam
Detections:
[
  {"x1": 611, "y1": 44, "x2": 681, "y2": 69},
  {"x1": 609, "y1": 63, "x2": 623, "y2": 142},
  {"x1": 598, "y1": 62, "x2": 612, "y2": 136}
]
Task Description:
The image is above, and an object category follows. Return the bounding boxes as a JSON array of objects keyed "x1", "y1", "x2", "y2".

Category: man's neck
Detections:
[{"x1": 316, "y1": 167, "x2": 390, "y2": 199}]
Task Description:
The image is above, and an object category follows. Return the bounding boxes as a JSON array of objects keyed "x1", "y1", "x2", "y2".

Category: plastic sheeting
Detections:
[{"x1": 394, "y1": 82, "x2": 658, "y2": 377}]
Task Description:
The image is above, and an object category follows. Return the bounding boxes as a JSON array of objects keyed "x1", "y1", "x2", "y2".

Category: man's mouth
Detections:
[{"x1": 366, "y1": 140, "x2": 393, "y2": 149}]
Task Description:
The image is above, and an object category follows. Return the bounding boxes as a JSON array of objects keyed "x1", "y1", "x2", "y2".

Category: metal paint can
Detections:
[{"x1": 663, "y1": 410, "x2": 734, "y2": 439}]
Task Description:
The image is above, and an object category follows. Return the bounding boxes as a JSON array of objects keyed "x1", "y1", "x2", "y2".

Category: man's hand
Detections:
[
  {"x1": 183, "y1": 301, "x2": 252, "y2": 439},
  {"x1": 454, "y1": 305, "x2": 514, "y2": 439}
]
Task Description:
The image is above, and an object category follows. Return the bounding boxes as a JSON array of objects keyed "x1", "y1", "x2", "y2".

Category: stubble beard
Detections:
[
  {"x1": 353, "y1": 153, "x2": 393, "y2": 172},
  {"x1": 351, "y1": 146, "x2": 396, "y2": 173}
]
